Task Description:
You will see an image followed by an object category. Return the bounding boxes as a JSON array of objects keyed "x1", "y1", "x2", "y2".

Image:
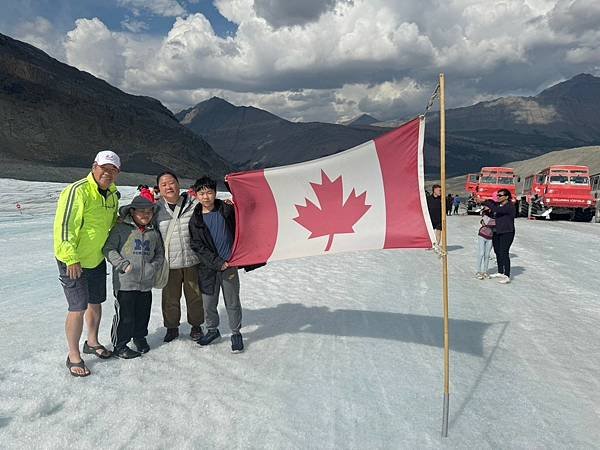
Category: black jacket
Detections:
[
  {"x1": 485, "y1": 201, "x2": 516, "y2": 234},
  {"x1": 189, "y1": 199, "x2": 262, "y2": 295},
  {"x1": 427, "y1": 194, "x2": 442, "y2": 227}
]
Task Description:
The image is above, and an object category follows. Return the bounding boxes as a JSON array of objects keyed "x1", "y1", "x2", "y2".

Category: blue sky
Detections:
[
  {"x1": 1, "y1": 0, "x2": 236, "y2": 37},
  {"x1": 1, "y1": 1, "x2": 600, "y2": 123}
]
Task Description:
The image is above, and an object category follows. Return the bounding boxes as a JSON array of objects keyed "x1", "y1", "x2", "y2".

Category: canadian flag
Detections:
[{"x1": 226, "y1": 116, "x2": 435, "y2": 266}]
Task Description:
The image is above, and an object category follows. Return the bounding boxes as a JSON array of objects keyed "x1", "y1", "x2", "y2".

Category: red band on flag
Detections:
[
  {"x1": 374, "y1": 117, "x2": 431, "y2": 248},
  {"x1": 227, "y1": 169, "x2": 278, "y2": 265}
]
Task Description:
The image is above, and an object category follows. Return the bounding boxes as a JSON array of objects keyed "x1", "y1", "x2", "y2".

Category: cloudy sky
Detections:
[{"x1": 1, "y1": 0, "x2": 599, "y2": 122}]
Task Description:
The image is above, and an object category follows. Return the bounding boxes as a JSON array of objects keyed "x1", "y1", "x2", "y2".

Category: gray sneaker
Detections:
[{"x1": 197, "y1": 329, "x2": 221, "y2": 346}]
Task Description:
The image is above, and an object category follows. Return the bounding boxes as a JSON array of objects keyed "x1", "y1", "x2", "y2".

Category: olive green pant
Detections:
[{"x1": 162, "y1": 266, "x2": 204, "y2": 328}]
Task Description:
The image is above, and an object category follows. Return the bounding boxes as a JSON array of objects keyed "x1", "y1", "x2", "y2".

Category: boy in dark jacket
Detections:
[
  {"x1": 188, "y1": 176, "x2": 245, "y2": 353},
  {"x1": 103, "y1": 196, "x2": 164, "y2": 358}
]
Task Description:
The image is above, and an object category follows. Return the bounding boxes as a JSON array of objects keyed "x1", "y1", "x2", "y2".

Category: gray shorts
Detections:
[{"x1": 57, "y1": 259, "x2": 107, "y2": 312}]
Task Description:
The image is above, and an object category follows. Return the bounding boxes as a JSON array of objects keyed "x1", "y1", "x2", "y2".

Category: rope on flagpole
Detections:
[{"x1": 424, "y1": 83, "x2": 440, "y2": 116}]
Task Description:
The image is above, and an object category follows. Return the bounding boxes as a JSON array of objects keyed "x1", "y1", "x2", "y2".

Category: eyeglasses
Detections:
[
  {"x1": 95, "y1": 164, "x2": 119, "y2": 175},
  {"x1": 498, "y1": 193, "x2": 508, "y2": 197}
]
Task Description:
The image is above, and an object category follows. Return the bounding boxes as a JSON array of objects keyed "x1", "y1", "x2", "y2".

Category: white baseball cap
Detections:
[{"x1": 94, "y1": 150, "x2": 121, "y2": 170}]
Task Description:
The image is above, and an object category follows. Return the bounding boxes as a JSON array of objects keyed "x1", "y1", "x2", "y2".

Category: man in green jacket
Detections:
[{"x1": 54, "y1": 151, "x2": 121, "y2": 377}]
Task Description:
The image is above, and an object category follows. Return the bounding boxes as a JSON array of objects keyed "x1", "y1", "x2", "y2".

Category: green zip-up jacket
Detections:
[{"x1": 53, "y1": 172, "x2": 119, "y2": 268}]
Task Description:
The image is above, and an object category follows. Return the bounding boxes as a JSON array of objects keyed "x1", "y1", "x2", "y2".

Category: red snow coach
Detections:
[
  {"x1": 464, "y1": 173, "x2": 479, "y2": 194},
  {"x1": 466, "y1": 167, "x2": 517, "y2": 214},
  {"x1": 519, "y1": 165, "x2": 596, "y2": 221}
]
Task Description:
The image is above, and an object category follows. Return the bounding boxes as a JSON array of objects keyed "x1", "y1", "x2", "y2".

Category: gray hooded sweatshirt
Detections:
[{"x1": 103, "y1": 209, "x2": 165, "y2": 293}]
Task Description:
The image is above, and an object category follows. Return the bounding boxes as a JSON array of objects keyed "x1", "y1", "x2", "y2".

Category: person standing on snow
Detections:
[
  {"x1": 446, "y1": 193, "x2": 454, "y2": 216},
  {"x1": 154, "y1": 171, "x2": 205, "y2": 343},
  {"x1": 54, "y1": 150, "x2": 121, "y2": 377},
  {"x1": 188, "y1": 176, "x2": 263, "y2": 353},
  {"x1": 427, "y1": 184, "x2": 442, "y2": 245},
  {"x1": 475, "y1": 206, "x2": 495, "y2": 279},
  {"x1": 103, "y1": 195, "x2": 164, "y2": 358},
  {"x1": 452, "y1": 195, "x2": 461, "y2": 215},
  {"x1": 487, "y1": 190, "x2": 516, "y2": 284}
]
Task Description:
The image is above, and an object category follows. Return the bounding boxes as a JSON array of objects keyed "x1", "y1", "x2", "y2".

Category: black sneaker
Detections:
[
  {"x1": 231, "y1": 333, "x2": 244, "y2": 353},
  {"x1": 164, "y1": 327, "x2": 179, "y2": 343},
  {"x1": 133, "y1": 338, "x2": 150, "y2": 354},
  {"x1": 197, "y1": 329, "x2": 221, "y2": 346},
  {"x1": 113, "y1": 345, "x2": 141, "y2": 359},
  {"x1": 190, "y1": 325, "x2": 204, "y2": 341}
]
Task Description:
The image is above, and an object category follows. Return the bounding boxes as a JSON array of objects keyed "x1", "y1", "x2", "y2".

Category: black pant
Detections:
[
  {"x1": 111, "y1": 290, "x2": 152, "y2": 349},
  {"x1": 492, "y1": 232, "x2": 515, "y2": 277}
]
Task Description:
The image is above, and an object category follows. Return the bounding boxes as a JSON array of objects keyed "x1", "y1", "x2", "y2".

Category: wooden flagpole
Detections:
[{"x1": 439, "y1": 73, "x2": 450, "y2": 437}]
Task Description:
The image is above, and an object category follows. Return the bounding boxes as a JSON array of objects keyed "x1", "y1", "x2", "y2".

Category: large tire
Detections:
[
  {"x1": 595, "y1": 207, "x2": 600, "y2": 223},
  {"x1": 531, "y1": 201, "x2": 543, "y2": 217},
  {"x1": 573, "y1": 208, "x2": 594, "y2": 222},
  {"x1": 550, "y1": 212, "x2": 570, "y2": 221},
  {"x1": 519, "y1": 199, "x2": 529, "y2": 217}
]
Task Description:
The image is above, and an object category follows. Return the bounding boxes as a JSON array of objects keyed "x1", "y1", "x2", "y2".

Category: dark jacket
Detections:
[
  {"x1": 486, "y1": 201, "x2": 516, "y2": 234},
  {"x1": 189, "y1": 199, "x2": 262, "y2": 295},
  {"x1": 427, "y1": 194, "x2": 442, "y2": 228}
]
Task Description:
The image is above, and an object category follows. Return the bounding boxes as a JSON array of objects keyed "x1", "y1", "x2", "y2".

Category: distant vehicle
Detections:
[
  {"x1": 519, "y1": 165, "x2": 595, "y2": 221},
  {"x1": 464, "y1": 173, "x2": 479, "y2": 194},
  {"x1": 466, "y1": 167, "x2": 518, "y2": 214},
  {"x1": 591, "y1": 172, "x2": 600, "y2": 223}
]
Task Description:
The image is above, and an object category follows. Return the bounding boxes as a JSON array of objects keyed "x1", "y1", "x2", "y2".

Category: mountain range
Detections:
[
  {"x1": 175, "y1": 98, "x2": 385, "y2": 170},
  {"x1": 178, "y1": 74, "x2": 600, "y2": 177},
  {"x1": 0, "y1": 33, "x2": 229, "y2": 182},
  {"x1": 2, "y1": 32, "x2": 600, "y2": 183},
  {"x1": 424, "y1": 73, "x2": 600, "y2": 175}
]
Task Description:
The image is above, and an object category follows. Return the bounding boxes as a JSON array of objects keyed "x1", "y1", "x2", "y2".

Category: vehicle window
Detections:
[
  {"x1": 570, "y1": 176, "x2": 589, "y2": 185},
  {"x1": 498, "y1": 177, "x2": 514, "y2": 185},
  {"x1": 549, "y1": 175, "x2": 568, "y2": 184},
  {"x1": 480, "y1": 176, "x2": 497, "y2": 184}
]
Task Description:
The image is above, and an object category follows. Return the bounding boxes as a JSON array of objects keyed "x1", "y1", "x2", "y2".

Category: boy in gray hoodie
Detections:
[{"x1": 103, "y1": 196, "x2": 164, "y2": 358}]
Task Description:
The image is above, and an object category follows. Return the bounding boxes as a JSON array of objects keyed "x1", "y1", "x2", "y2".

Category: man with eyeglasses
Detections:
[{"x1": 54, "y1": 151, "x2": 121, "y2": 377}]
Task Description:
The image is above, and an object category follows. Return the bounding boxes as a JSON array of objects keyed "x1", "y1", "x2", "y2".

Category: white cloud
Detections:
[
  {"x1": 64, "y1": 18, "x2": 127, "y2": 86},
  {"x1": 21, "y1": 0, "x2": 600, "y2": 122},
  {"x1": 117, "y1": 0, "x2": 186, "y2": 17}
]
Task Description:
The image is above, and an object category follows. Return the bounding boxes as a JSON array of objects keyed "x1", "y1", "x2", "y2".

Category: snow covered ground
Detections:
[{"x1": 0, "y1": 178, "x2": 599, "y2": 449}]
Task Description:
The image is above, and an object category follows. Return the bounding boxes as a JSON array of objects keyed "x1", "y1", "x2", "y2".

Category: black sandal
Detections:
[
  {"x1": 66, "y1": 356, "x2": 90, "y2": 377},
  {"x1": 83, "y1": 341, "x2": 113, "y2": 359}
]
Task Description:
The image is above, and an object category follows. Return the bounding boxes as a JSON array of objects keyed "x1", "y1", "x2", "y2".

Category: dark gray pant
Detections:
[{"x1": 202, "y1": 267, "x2": 242, "y2": 333}]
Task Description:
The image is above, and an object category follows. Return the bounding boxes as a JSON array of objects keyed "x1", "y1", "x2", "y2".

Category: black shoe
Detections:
[
  {"x1": 164, "y1": 327, "x2": 179, "y2": 342},
  {"x1": 231, "y1": 333, "x2": 244, "y2": 353},
  {"x1": 190, "y1": 325, "x2": 204, "y2": 341},
  {"x1": 197, "y1": 329, "x2": 221, "y2": 346},
  {"x1": 133, "y1": 338, "x2": 150, "y2": 354},
  {"x1": 113, "y1": 345, "x2": 141, "y2": 359}
]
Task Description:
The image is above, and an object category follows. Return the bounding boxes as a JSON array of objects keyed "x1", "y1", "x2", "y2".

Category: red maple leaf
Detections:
[{"x1": 293, "y1": 170, "x2": 371, "y2": 251}]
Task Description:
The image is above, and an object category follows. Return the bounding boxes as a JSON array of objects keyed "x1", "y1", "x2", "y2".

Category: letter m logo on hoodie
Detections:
[{"x1": 134, "y1": 239, "x2": 151, "y2": 255}]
